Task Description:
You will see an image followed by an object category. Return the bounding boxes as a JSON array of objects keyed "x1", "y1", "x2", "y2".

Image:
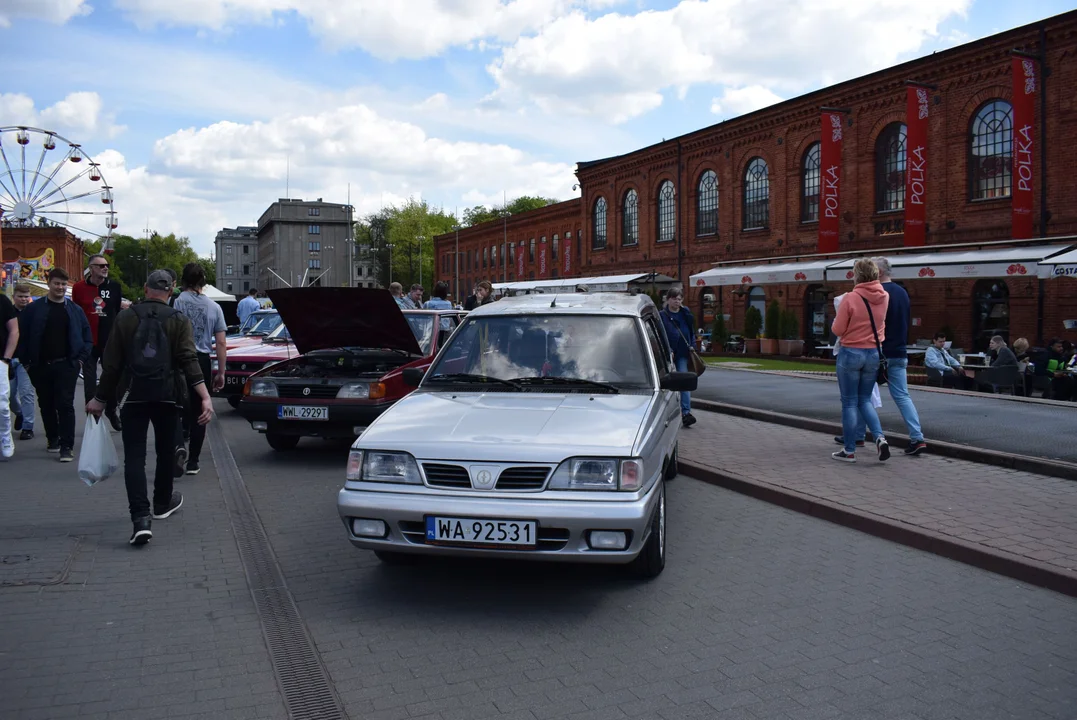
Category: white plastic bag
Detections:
[
  {"x1": 871, "y1": 383, "x2": 883, "y2": 408},
  {"x1": 78, "y1": 414, "x2": 120, "y2": 486}
]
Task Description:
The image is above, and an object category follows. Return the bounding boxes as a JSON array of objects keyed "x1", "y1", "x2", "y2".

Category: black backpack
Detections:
[{"x1": 126, "y1": 303, "x2": 178, "y2": 403}]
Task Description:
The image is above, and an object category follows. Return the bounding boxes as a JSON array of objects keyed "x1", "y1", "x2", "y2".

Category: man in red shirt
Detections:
[{"x1": 72, "y1": 254, "x2": 123, "y2": 429}]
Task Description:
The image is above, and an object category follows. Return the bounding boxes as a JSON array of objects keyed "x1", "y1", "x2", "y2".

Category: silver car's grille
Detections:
[
  {"x1": 422, "y1": 463, "x2": 471, "y2": 488},
  {"x1": 495, "y1": 467, "x2": 550, "y2": 490},
  {"x1": 397, "y1": 521, "x2": 569, "y2": 550}
]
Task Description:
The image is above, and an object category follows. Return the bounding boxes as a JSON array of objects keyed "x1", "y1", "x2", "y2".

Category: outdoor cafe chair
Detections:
[{"x1": 974, "y1": 365, "x2": 1020, "y2": 395}]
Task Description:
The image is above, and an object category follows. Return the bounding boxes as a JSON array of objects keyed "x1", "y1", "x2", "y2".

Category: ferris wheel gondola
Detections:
[{"x1": 0, "y1": 125, "x2": 118, "y2": 251}]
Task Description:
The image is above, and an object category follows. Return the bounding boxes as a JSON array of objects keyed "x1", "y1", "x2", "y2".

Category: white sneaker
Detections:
[{"x1": 1, "y1": 434, "x2": 14, "y2": 459}]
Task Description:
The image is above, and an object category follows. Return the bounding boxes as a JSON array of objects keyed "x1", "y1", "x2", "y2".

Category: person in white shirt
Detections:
[
  {"x1": 924, "y1": 332, "x2": 973, "y2": 390},
  {"x1": 237, "y1": 288, "x2": 260, "y2": 326}
]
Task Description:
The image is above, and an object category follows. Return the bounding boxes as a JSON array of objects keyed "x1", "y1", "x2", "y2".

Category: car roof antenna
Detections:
[{"x1": 550, "y1": 296, "x2": 557, "y2": 308}]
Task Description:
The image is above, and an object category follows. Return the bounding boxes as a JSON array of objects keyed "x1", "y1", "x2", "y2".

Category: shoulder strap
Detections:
[{"x1": 860, "y1": 296, "x2": 883, "y2": 357}]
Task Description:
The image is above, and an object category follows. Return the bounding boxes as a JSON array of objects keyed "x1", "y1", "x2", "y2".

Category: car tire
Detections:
[
  {"x1": 266, "y1": 433, "x2": 300, "y2": 451},
  {"x1": 227, "y1": 395, "x2": 241, "y2": 409},
  {"x1": 629, "y1": 482, "x2": 666, "y2": 579},
  {"x1": 374, "y1": 550, "x2": 419, "y2": 565},
  {"x1": 664, "y1": 445, "x2": 678, "y2": 481}
]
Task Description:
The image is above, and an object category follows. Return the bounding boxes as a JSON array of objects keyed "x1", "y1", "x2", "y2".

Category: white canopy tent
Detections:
[
  {"x1": 201, "y1": 283, "x2": 235, "y2": 302},
  {"x1": 825, "y1": 244, "x2": 1069, "y2": 282},
  {"x1": 1037, "y1": 246, "x2": 1077, "y2": 279},
  {"x1": 493, "y1": 273, "x2": 676, "y2": 295},
  {"x1": 690, "y1": 259, "x2": 835, "y2": 287}
]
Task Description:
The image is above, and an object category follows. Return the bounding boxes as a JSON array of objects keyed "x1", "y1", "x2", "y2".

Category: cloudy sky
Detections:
[{"x1": 0, "y1": 0, "x2": 1069, "y2": 256}]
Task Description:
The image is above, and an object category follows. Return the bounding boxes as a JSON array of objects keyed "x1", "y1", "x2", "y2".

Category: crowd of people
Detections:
[
  {"x1": 388, "y1": 280, "x2": 495, "y2": 311},
  {"x1": 1, "y1": 256, "x2": 221, "y2": 546}
]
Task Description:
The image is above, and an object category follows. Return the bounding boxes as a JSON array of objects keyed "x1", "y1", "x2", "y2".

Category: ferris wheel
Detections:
[{"x1": 0, "y1": 125, "x2": 118, "y2": 248}]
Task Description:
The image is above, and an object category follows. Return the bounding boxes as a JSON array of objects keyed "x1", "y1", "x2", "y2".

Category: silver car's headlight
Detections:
[
  {"x1": 211, "y1": 359, "x2": 219, "y2": 372},
  {"x1": 548, "y1": 458, "x2": 644, "y2": 491},
  {"x1": 249, "y1": 379, "x2": 278, "y2": 397},
  {"x1": 350, "y1": 450, "x2": 422, "y2": 484},
  {"x1": 336, "y1": 382, "x2": 370, "y2": 399}
]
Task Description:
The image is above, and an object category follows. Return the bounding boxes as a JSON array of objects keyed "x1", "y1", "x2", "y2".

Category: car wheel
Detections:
[
  {"x1": 629, "y1": 482, "x2": 666, "y2": 579},
  {"x1": 374, "y1": 550, "x2": 419, "y2": 565},
  {"x1": 266, "y1": 433, "x2": 300, "y2": 451},
  {"x1": 664, "y1": 445, "x2": 678, "y2": 481},
  {"x1": 227, "y1": 395, "x2": 241, "y2": 409}
]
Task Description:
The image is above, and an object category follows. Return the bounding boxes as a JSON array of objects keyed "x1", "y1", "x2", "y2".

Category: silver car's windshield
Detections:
[
  {"x1": 248, "y1": 313, "x2": 282, "y2": 336},
  {"x1": 427, "y1": 315, "x2": 652, "y2": 389}
]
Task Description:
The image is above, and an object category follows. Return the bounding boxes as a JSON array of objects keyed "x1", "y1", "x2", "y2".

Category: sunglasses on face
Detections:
[{"x1": 90, "y1": 263, "x2": 109, "y2": 268}]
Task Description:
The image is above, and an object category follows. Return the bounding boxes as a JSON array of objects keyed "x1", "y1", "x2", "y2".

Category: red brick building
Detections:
[
  {"x1": 1, "y1": 225, "x2": 85, "y2": 283},
  {"x1": 435, "y1": 11, "x2": 1077, "y2": 350}
]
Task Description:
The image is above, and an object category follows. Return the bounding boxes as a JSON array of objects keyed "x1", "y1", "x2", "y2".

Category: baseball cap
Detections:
[{"x1": 146, "y1": 269, "x2": 174, "y2": 291}]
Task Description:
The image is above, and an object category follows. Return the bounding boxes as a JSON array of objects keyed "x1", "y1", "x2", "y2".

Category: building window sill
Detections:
[
  {"x1": 800, "y1": 219, "x2": 819, "y2": 227},
  {"x1": 740, "y1": 227, "x2": 770, "y2": 235},
  {"x1": 695, "y1": 231, "x2": 718, "y2": 239}
]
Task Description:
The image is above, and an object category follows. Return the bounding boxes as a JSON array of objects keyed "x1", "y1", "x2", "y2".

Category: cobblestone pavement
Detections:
[
  {"x1": 220, "y1": 407, "x2": 1077, "y2": 720},
  {"x1": 0, "y1": 412, "x2": 288, "y2": 720},
  {"x1": 677, "y1": 410, "x2": 1077, "y2": 581},
  {"x1": 693, "y1": 368, "x2": 1077, "y2": 462}
]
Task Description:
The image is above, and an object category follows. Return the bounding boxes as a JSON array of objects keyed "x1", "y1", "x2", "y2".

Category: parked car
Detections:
[
  {"x1": 238, "y1": 287, "x2": 465, "y2": 450},
  {"x1": 336, "y1": 292, "x2": 697, "y2": 578},
  {"x1": 216, "y1": 322, "x2": 296, "y2": 407}
]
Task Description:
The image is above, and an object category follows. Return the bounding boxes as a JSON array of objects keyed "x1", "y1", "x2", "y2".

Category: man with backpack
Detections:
[{"x1": 88, "y1": 270, "x2": 213, "y2": 546}]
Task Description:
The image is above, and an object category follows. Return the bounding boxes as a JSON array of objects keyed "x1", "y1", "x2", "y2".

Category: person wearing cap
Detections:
[
  {"x1": 15, "y1": 267, "x2": 94, "y2": 462},
  {"x1": 88, "y1": 270, "x2": 213, "y2": 546}
]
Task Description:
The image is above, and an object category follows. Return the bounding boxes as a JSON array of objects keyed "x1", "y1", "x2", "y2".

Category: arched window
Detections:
[
  {"x1": 875, "y1": 122, "x2": 907, "y2": 212},
  {"x1": 657, "y1": 180, "x2": 676, "y2": 243},
  {"x1": 743, "y1": 158, "x2": 769, "y2": 229},
  {"x1": 592, "y1": 197, "x2": 607, "y2": 250},
  {"x1": 972, "y1": 280, "x2": 1010, "y2": 352},
  {"x1": 552, "y1": 234, "x2": 558, "y2": 260},
  {"x1": 622, "y1": 189, "x2": 639, "y2": 246},
  {"x1": 529, "y1": 238, "x2": 535, "y2": 262},
  {"x1": 801, "y1": 142, "x2": 821, "y2": 223},
  {"x1": 697, "y1": 170, "x2": 718, "y2": 236},
  {"x1": 748, "y1": 286, "x2": 766, "y2": 321},
  {"x1": 969, "y1": 100, "x2": 1013, "y2": 200}
]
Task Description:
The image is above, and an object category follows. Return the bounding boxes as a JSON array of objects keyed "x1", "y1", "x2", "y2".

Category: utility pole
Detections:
[{"x1": 347, "y1": 183, "x2": 354, "y2": 288}]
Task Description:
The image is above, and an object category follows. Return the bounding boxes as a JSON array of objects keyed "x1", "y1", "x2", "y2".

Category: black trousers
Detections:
[
  {"x1": 28, "y1": 361, "x2": 79, "y2": 448},
  {"x1": 121, "y1": 402, "x2": 178, "y2": 520},
  {"x1": 179, "y1": 353, "x2": 212, "y2": 463},
  {"x1": 941, "y1": 370, "x2": 975, "y2": 391},
  {"x1": 82, "y1": 347, "x2": 117, "y2": 414}
]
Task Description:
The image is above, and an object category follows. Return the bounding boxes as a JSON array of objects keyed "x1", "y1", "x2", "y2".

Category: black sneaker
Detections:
[
  {"x1": 106, "y1": 410, "x2": 122, "y2": 432},
  {"x1": 129, "y1": 516, "x2": 152, "y2": 546},
  {"x1": 13, "y1": 413, "x2": 22, "y2": 432},
  {"x1": 46, "y1": 439, "x2": 60, "y2": 453},
  {"x1": 904, "y1": 441, "x2": 927, "y2": 456},
  {"x1": 173, "y1": 445, "x2": 188, "y2": 478},
  {"x1": 831, "y1": 450, "x2": 856, "y2": 463},
  {"x1": 876, "y1": 437, "x2": 890, "y2": 462},
  {"x1": 19, "y1": 429, "x2": 34, "y2": 441},
  {"x1": 185, "y1": 460, "x2": 200, "y2": 475},
  {"x1": 682, "y1": 413, "x2": 697, "y2": 428},
  {"x1": 833, "y1": 436, "x2": 866, "y2": 447},
  {"x1": 153, "y1": 491, "x2": 183, "y2": 519},
  {"x1": 59, "y1": 447, "x2": 74, "y2": 463}
]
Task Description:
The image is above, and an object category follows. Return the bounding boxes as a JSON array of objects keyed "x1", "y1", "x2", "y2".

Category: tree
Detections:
[
  {"x1": 201, "y1": 257, "x2": 217, "y2": 287},
  {"x1": 462, "y1": 195, "x2": 558, "y2": 227},
  {"x1": 765, "y1": 300, "x2": 782, "y2": 340},
  {"x1": 107, "y1": 232, "x2": 199, "y2": 299},
  {"x1": 353, "y1": 198, "x2": 458, "y2": 291}
]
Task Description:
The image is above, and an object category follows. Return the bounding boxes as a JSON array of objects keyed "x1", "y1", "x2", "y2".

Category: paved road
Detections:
[
  {"x1": 221, "y1": 408, "x2": 1077, "y2": 720},
  {"x1": 694, "y1": 367, "x2": 1077, "y2": 463}
]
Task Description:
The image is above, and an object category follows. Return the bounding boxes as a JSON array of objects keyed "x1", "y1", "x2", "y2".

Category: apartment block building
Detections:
[{"x1": 214, "y1": 226, "x2": 259, "y2": 298}]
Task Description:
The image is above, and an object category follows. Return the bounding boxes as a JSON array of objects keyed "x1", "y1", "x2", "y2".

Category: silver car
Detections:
[{"x1": 336, "y1": 292, "x2": 697, "y2": 578}]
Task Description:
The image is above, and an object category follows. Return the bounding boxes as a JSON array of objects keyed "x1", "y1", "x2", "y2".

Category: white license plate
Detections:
[
  {"x1": 277, "y1": 405, "x2": 328, "y2": 421},
  {"x1": 425, "y1": 516, "x2": 537, "y2": 547}
]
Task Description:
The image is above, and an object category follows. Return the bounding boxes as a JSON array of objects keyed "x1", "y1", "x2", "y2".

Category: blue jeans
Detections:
[
  {"x1": 854, "y1": 357, "x2": 922, "y2": 443},
  {"x1": 836, "y1": 347, "x2": 885, "y2": 454},
  {"x1": 675, "y1": 356, "x2": 692, "y2": 416},
  {"x1": 10, "y1": 359, "x2": 35, "y2": 430}
]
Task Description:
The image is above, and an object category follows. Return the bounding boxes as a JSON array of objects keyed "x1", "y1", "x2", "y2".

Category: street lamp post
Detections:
[
  {"x1": 386, "y1": 243, "x2": 395, "y2": 284},
  {"x1": 453, "y1": 225, "x2": 461, "y2": 303},
  {"x1": 418, "y1": 235, "x2": 426, "y2": 288}
]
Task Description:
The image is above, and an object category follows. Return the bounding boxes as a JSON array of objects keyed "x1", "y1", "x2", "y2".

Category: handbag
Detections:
[
  {"x1": 663, "y1": 310, "x2": 706, "y2": 376},
  {"x1": 860, "y1": 297, "x2": 888, "y2": 386}
]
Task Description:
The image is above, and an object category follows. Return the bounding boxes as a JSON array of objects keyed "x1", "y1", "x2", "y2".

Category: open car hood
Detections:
[{"x1": 267, "y1": 287, "x2": 423, "y2": 356}]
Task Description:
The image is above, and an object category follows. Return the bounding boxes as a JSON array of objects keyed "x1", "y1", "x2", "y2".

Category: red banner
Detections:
[
  {"x1": 818, "y1": 111, "x2": 843, "y2": 253},
  {"x1": 516, "y1": 241, "x2": 524, "y2": 278},
  {"x1": 904, "y1": 85, "x2": 929, "y2": 246},
  {"x1": 539, "y1": 237, "x2": 548, "y2": 278},
  {"x1": 564, "y1": 233, "x2": 572, "y2": 275},
  {"x1": 1012, "y1": 56, "x2": 1037, "y2": 239}
]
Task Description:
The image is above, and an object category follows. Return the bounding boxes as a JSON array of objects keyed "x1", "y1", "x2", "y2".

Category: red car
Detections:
[
  {"x1": 217, "y1": 322, "x2": 297, "y2": 407},
  {"x1": 238, "y1": 287, "x2": 465, "y2": 450}
]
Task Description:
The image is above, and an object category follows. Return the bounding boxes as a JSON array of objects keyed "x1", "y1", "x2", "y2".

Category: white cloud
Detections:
[
  {"x1": 111, "y1": 0, "x2": 611, "y2": 60},
  {"x1": 709, "y1": 85, "x2": 784, "y2": 119},
  {"x1": 488, "y1": 0, "x2": 971, "y2": 122},
  {"x1": 0, "y1": 0, "x2": 91, "y2": 27},
  {"x1": 0, "y1": 91, "x2": 125, "y2": 139}
]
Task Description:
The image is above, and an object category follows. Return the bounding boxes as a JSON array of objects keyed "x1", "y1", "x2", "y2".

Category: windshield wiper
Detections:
[
  {"x1": 510, "y1": 376, "x2": 620, "y2": 393},
  {"x1": 426, "y1": 373, "x2": 522, "y2": 390}
]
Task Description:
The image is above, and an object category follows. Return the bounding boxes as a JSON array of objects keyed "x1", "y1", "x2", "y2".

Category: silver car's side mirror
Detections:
[{"x1": 660, "y1": 372, "x2": 697, "y2": 392}]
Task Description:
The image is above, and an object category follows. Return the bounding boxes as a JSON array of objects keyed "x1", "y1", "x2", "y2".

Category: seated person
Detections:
[
  {"x1": 924, "y1": 332, "x2": 974, "y2": 390},
  {"x1": 989, "y1": 335, "x2": 1018, "y2": 367},
  {"x1": 1046, "y1": 338, "x2": 1074, "y2": 401},
  {"x1": 1012, "y1": 337, "x2": 1032, "y2": 395}
]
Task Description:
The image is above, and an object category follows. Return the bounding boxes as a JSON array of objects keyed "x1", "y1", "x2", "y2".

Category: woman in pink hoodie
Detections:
[{"x1": 831, "y1": 258, "x2": 891, "y2": 462}]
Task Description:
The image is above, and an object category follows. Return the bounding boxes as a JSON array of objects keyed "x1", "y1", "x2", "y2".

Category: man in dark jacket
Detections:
[
  {"x1": 88, "y1": 270, "x2": 214, "y2": 546},
  {"x1": 17, "y1": 267, "x2": 93, "y2": 462},
  {"x1": 72, "y1": 254, "x2": 123, "y2": 429},
  {"x1": 660, "y1": 287, "x2": 697, "y2": 427}
]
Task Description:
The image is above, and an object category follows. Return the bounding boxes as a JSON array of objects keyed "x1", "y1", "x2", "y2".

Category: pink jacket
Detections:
[{"x1": 831, "y1": 281, "x2": 889, "y2": 349}]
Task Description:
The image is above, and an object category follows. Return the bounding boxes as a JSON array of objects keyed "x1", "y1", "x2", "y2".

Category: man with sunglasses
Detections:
[{"x1": 73, "y1": 254, "x2": 123, "y2": 430}]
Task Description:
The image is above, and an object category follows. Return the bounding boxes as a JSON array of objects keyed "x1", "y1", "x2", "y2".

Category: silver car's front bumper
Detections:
[{"x1": 337, "y1": 482, "x2": 662, "y2": 563}]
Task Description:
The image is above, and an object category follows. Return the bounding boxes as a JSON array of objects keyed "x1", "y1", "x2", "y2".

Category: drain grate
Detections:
[{"x1": 208, "y1": 422, "x2": 347, "y2": 720}]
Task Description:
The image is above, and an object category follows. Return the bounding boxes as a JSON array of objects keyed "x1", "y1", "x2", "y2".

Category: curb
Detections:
[
  {"x1": 691, "y1": 398, "x2": 1077, "y2": 481},
  {"x1": 679, "y1": 459, "x2": 1077, "y2": 599}
]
